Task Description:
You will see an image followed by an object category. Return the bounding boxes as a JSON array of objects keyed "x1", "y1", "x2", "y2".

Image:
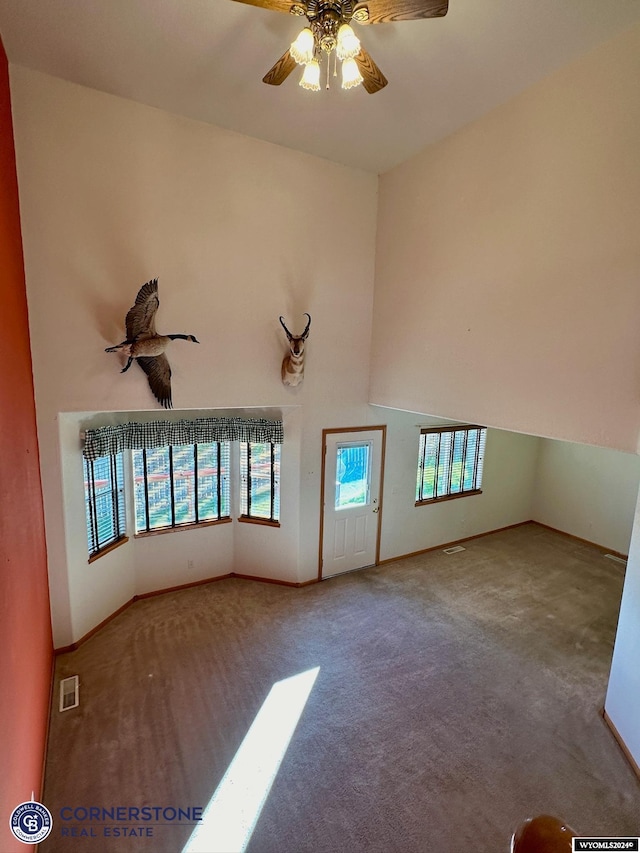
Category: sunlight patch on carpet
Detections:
[{"x1": 182, "y1": 666, "x2": 320, "y2": 853}]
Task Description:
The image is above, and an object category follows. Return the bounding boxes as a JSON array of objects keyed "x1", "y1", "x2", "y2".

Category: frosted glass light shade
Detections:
[
  {"x1": 341, "y1": 57, "x2": 363, "y2": 90},
  {"x1": 336, "y1": 24, "x2": 360, "y2": 60},
  {"x1": 300, "y1": 60, "x2": 321, "y2": 91},
  {"x1": 290, "y1": 28, "x2": 315, "y2": 65}
]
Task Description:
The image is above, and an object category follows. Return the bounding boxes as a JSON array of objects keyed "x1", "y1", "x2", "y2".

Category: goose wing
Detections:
[
  {"x1": 136, "y1": 354, "x2": 172, "y2": 409},
  {"x1": 125, "y1": 278, "x2": 159, "y2": 340}
]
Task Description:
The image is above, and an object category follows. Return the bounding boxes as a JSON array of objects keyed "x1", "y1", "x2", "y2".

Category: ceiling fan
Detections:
[{"x1": 230, "y1": 0, "x2": 449, "y2": 94}]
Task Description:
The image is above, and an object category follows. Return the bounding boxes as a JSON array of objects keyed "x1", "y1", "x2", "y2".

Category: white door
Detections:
[{"x1": 320, "y1": 428, "x2": 384, "y2": 579}]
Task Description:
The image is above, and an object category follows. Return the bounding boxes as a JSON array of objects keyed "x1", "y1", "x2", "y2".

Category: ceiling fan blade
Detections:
[
  {"x1": 354, "y1": 48, "x2": 388, "y2": 94},
  {"x1": 230, "y1": 0, "x2": 300, "y2": 14},
  {"x1": 353, "y1": 0, "x2": 448, "y2": 24},
  {"x1": 263, "y1": 49, "x2": 298, "y2": 85}
]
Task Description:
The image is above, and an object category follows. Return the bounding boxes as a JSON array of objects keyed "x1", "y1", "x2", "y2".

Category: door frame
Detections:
[{"x1": 318, "y1": 425, "x2": 387, "y2": 581}]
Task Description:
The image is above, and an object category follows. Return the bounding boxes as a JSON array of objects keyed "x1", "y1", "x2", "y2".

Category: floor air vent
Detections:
[
  {"x1": 604, "y1": 553, "x2": 627, "y2": 565},
  {"x1": 59, "y1": 675, "x2": 79, "y2": 712},
  {"x1": 443, "y1": 545, "x2": 466, "y2": 555}
]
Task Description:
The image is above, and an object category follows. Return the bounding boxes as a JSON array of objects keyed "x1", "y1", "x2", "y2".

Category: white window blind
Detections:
[
  {"x1": 416, "y1": 425, "x2": 486, "y2": 503},
  {"x1": 83, "y1": 452, "x2": 126, "y2": 557},
  {"x1": 133, "y1": 441, "x2": 230, "y2": 533},
  {"x1": 240, "y1": 442, "x2": 281, "y2": 523}
]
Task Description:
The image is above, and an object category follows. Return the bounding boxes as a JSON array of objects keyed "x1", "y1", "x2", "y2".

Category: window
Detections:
[
  {"x1": 84, "y1": 452, "x2": 127, "y2": 560},
  {"x1": 335, "y1": 442, "x2": 371, "y2": 509},
  {"x1": 240, "y1": 442, "x2": 281, "y2": 524},
  {"x1": 416, "y1": 425, "x2": 486, "y2": 505},
  {"x1": 133, "y1": 442, "x2": 230, "y2": 534}
]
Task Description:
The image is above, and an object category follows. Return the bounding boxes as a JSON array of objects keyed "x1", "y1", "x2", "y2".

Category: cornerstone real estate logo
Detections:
[
  {"x1": 9, "y1": 800, "x2": 53, "y2": 845},
  {"x1": 10, "y1": 801, "x2": 204, "y2": 843}
]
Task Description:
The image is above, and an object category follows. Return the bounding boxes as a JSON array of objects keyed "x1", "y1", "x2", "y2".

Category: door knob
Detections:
[{"x1": 372, "y1": 507, "x2": 379, "y2": 513}]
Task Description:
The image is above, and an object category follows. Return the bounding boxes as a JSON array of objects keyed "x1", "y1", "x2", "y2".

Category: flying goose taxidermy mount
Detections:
[{"x1": 105, "y1": 278, "x2": 199, "y2": 409}]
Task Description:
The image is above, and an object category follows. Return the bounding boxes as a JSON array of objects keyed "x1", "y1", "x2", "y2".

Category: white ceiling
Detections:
[{"x1": 1, "y1": 0, "x2": 639, "y2": 173}]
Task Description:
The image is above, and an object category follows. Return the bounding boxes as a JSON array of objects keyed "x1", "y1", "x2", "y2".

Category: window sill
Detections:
[
  {"x1": 134, "y1": 517, "x2": 232, "y2": 538},
  {"x1": 415, "y1": 489, "x2": 482, "y2": 507},
  {"x1": 238, "y1": 516, "x2": 280, "y2": 528},
  {"x1": 88, "y1": 536, "x2": 129, "y2": 564}
]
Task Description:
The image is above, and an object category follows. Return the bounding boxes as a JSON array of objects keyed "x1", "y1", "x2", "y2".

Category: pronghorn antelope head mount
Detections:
[{"x1": 279, "y1": 313, "x2": 311, "y2": 387}]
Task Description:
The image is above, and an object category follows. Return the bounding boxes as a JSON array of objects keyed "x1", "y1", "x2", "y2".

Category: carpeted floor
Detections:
[{"x1": 41, "y1": 522, "x2": 640, "y2": 852}]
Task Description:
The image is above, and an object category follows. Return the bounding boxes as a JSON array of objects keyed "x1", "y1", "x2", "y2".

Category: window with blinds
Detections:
[
  {"x1": 83, "y1": 452, "x2": 126, "y2": 559},
  {"x1": 416, "y1": 425, "x2": 486, "y2": 505},
  {"x1": 132, "y1": 442, "x2": 231, "y2": 534},
  {"x1": 239, "y1": 442, "x2": 281, "y2": 525}
]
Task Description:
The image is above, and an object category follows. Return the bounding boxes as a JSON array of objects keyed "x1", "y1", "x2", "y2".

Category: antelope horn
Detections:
[
  {"x1": 279, "y1": 316, "x2": 293, "y2": 340},
  {"x1": 301, "y1": 313, "x2": 312, "y2": 339}
]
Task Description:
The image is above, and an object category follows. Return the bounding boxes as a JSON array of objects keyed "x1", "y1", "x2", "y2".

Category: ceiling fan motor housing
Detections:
[{"x1": 304, "y1": 2, "x2": 359, "y2": 52}]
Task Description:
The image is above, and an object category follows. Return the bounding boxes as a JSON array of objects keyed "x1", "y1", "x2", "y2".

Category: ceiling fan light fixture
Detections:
[
  {"x1": 300, "y1": 59, "x2": 321, "y2": 91},
  {"x1": 290, "y1": 27, "x2": 315, "y2": 65},
  {"x1": 341, "y1": 57, "x2": 363, "y2": 90},
  {"x1": 336, "y1": 24, "x2": 360, "y2": 61}
]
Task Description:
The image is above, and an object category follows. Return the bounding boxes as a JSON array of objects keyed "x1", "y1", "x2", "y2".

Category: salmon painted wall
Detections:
[{"x1": 0, "y1": 37, "x2": 53, "y2": 852}]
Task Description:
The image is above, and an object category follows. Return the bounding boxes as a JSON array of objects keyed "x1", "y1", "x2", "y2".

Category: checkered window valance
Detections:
[{"x1": 83, "y1": 417, "x2": 283, "y2": 461}]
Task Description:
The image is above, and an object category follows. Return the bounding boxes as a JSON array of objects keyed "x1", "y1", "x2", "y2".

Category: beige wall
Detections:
[
  {"x1": 370, "y1": 24, "x2": 640, "y2": 453},
  {"x1": 374, "y1": 408, "x2": 540, "y2": 561},
  {"x1": 533, "y1": 438, "x2": 640, "y2": 556},
  {"x1": 10, "y1": 67, "x2": 379, "y2": 647}
]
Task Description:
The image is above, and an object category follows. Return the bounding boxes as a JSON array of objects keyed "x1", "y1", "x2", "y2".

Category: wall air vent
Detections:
[
  {"x1": 59, "y1": 675, "x2": 79, "y2": 712},
  {"x1": 443, "y1": 545, "x2": 466, "y2": 555}
]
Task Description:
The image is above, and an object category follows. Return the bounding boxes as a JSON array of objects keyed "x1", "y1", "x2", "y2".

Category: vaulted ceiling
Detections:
[{"x1": 1, "y1": 0, "x2": 639, "y2": 173}]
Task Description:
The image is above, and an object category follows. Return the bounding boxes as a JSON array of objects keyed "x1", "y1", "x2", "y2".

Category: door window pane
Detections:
[{"x1": 335, "y1": 442, "x2": 370, "y2": 509}]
